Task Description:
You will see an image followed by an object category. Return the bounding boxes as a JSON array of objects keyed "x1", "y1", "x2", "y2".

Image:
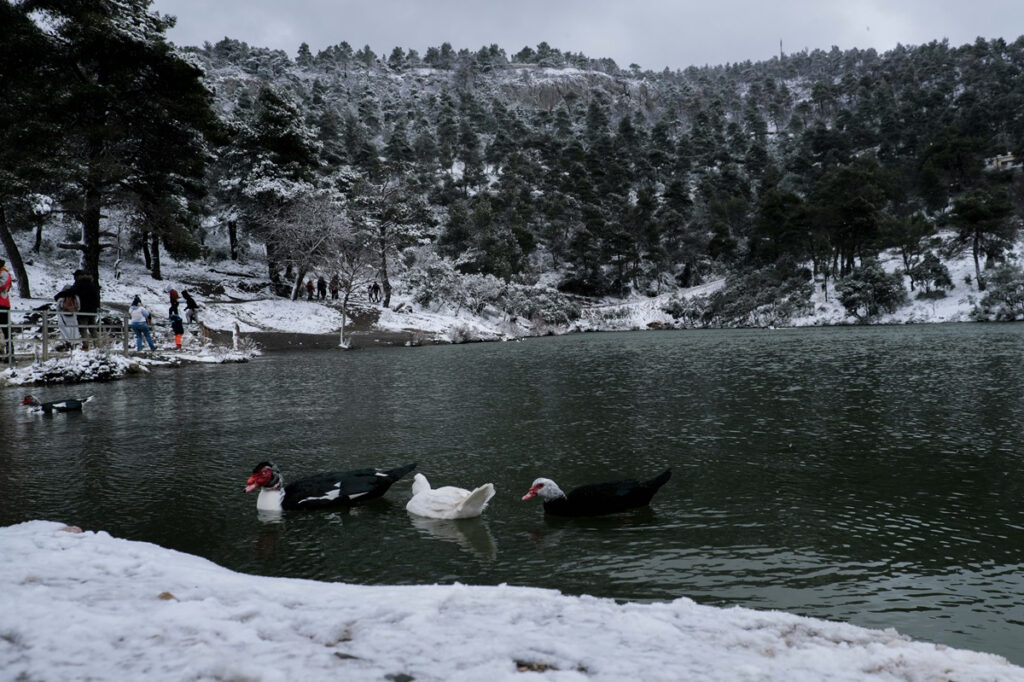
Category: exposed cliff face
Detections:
[
  {"x1": 489, "y1": 66, "x2": 651, "y2": 111},
  {"x1": 191, "y1": 50, "x2": 670, "y2": 126}
]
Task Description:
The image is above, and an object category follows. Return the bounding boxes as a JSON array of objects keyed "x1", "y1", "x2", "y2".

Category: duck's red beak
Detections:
[
  {"x1": 522, "y1": 485, "x2": 541, "y2": 501},
  {"x1": 244, "y1": 474, "x2": 259, "y2": 493}
]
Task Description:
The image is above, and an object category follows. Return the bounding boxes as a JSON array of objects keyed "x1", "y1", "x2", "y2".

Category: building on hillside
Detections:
[{"x1": 984, "y1": 153, "x2": 1021, "y2": 171}]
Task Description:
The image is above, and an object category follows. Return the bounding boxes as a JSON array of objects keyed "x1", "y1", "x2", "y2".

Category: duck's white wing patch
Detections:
[{"x1": 302, "y1": 488, "x2": 342, "y2": 503}]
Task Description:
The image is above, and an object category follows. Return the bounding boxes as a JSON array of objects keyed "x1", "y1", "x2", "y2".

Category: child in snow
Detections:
[{"x1": 169, "y1": 310, "x2": 184, "y2": 350}]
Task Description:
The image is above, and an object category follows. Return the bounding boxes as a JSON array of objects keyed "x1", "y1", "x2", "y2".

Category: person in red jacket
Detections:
[{"x1": 0, "y1": 258, "x2": 12, "y2": 361}]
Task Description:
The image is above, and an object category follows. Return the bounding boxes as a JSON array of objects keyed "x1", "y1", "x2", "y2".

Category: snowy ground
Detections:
[
  {"x1": 789, "y1": 241, "x2": 986, "y2": 327},
  {"x1": 2, "y1": 521, "x2": 1022, "y2": 682}
]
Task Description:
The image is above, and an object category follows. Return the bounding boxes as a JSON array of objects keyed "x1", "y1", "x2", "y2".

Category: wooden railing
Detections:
[{"x1": 0, "y1": 308, "x2": 131, "y2": 366}]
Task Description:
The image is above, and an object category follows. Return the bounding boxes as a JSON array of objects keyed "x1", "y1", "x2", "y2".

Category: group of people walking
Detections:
[
  {"x1": 48, "y1": 267, "x2": 200, "y2": 353},
  {"x1": 0, "y1": 261, "x2": 207, "y2": 358},
  {"x1": 302, "y1": 274, "x2": 383, "y2": 304},
  {"x1": 305, "y1": 274, "x2": 341, "y2": 301},
  {"x1": 127, "y1": 288, "x2": 200, "y2": 352}
]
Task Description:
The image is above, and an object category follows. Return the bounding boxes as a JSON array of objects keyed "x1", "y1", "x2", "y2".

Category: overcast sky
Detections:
[{"x1": 150, "y1": 1, "x2": 1024, "y2": 71}]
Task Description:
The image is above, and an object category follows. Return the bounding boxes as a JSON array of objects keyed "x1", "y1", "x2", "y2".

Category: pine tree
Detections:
[
  {"x1": 0, "y1": 0, "x2": 66, "y2": 296},
  {"x1": 219, "y1": 84, "x2": 321, "y2": 283},
  {"x1": 10, "y1": 0, "x2": 217, "y2": 282},
  {"x1": 950, "y1": 185, "x2": 1015, "y2": 291}
]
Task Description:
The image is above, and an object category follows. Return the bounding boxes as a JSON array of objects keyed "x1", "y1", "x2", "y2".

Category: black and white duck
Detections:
[
  {"x1": 21, "y1": 395, "x2": 93, "y2": 414},
  {"x1": 244, "y1": 461, "x2": 416, "y2": 512},
  {"x1": 521, "y1": 468, "x2": 671, "y2": 517}
]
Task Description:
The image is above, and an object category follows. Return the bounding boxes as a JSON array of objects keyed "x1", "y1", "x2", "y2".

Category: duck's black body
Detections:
[
  {"x1": 22, "y1": 395, "x2": 93, "y2": 414},
  {"x1": 523, "y1": 468, "x2": 672, "y2": 517},
  {"x1": 246, "y1": 461, "x2": 416, "y2": 511}
]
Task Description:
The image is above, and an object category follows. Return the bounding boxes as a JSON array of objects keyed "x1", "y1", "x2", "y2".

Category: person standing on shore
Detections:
[
  {"x1": 55, "y1": 289, "x2": 81, "y2": 348},
  {"x1": 55, "y1": 269, "x2": 101, "y2": 350},
  {"x1": 0, "y1": 258, "x2": 12, "y2": 361},
  {"x1": 128, "y1": 295, "x2": 157, "y2": 351},
  {"x1": 182, "y1": 290, "x2": 200, "y2": 324}
]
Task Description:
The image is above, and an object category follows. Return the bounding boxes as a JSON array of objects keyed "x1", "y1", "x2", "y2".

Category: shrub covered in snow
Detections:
[
  {"x1": 664, "y1": 266, "x2": 812, "y2": 328},
  {"x1": 836, "y1": 262, "x2": 908, "y2": 321},
  {"x1": 975, "y1": 264, "x2": 1024, "y2": 320},
  {"x1": 404, "y1": 255, "x2": 580, "y2": 325}
]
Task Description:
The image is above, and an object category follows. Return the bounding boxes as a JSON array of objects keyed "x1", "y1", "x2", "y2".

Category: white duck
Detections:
[{"x1": 406, "y1": 473, "x2": 496, "y2": 520}]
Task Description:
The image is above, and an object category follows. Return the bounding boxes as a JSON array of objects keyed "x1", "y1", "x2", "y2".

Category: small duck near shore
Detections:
[{"x1": 21, "y1": 395, "x2": 94, "y2": 415}]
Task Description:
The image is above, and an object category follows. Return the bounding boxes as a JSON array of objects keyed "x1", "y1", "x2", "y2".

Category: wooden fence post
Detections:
[{"x1": 41, "y1": 312, "x2": 48, "y2": 362}]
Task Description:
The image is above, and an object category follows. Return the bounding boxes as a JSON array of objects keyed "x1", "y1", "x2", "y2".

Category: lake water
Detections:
[{"x1": 3, "y1": 324, "x2": 1024, "y2": 664}]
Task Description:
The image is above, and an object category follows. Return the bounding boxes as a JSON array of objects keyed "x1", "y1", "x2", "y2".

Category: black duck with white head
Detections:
[{"x1": 522, "y1": 468, "x2": 671, "y2": 517}]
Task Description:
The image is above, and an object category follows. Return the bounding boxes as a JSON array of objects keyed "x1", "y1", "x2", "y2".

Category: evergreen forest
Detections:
[{"x1": 4, "y1": 0, "x2": 1024, "y2": 327}]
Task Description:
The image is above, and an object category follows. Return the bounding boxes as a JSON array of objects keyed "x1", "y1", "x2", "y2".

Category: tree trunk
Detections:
[
  {"x1": 903, "y1": 249, "x2": 917, "y2": 291},
  {"x1": 265, "y1": 241, "x2": 280, "y2": 284},
  {"x1": 972, "y1": 231, "x2": 986, "y2": 291},
  {"x1": 378, "y1": 236, "x2": 392, "y2": 308},
  {"x1": 81, "y1": 180, "x2": 103, "y2": 282},
  {"x1": 141, "y1": 231, "x2": 152, "y2": 270},
  {"x1": 150, "y1": 232, "x2": 162, "y2": 281},
  {"x1": 339, "y1": 291, "x2": 350, "y2": 347},
  {"x1": 291, "y1": 268, "x2": 307, "y2": 300},
  {"x1": 0, "y1": 204, "x2": 31, "y2": 298},
  {"x1": 228, "y1": 220, "x2": 238, "y2": 260}
]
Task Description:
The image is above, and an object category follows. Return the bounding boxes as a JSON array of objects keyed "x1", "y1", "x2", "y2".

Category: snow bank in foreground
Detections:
[{"x1": 2, "y1": 522, "x2": 1021, "y2": 682}]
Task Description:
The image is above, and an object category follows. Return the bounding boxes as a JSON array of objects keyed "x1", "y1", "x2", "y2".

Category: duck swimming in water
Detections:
[
  {"x1": 21, "y1": 395, "x2": 93, "y2": 414},
  {"x1": 244, "y1": 461, "x2": 416, "y2": 511},
  {"x1": 522, "y1": 468, "x2": 671, "y2": 517}
]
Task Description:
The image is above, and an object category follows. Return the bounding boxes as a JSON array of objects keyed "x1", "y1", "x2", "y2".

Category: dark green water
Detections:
[{"x1": 3, "y1": 325, "x2": 1024, "y2": 663}]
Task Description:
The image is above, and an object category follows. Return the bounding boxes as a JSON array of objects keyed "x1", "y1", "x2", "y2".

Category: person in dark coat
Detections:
[
  {"x1": 181, "y1": 290, "x2": 200, "y2": 324},
  {"x1": 317, "y1": 276, "x2": 327, "y2": 300},
  {"x1": 55, "y1": 270, "x2": 101, "y2": 349},
  {"x1": 169, "y1": 310, "x2": 185, "y2": 349},
  {"x1": 305, "y1": 278, "x2": 315, "y2": 301}
]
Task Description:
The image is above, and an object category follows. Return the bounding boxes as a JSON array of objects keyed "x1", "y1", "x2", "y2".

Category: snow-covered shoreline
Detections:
[
  {"x1": 2, "y1": 521, "x2": 1021, "y2": 682},
  {"x1": 1, "y1": 231, "x2": 1013, "y2": 390}
]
